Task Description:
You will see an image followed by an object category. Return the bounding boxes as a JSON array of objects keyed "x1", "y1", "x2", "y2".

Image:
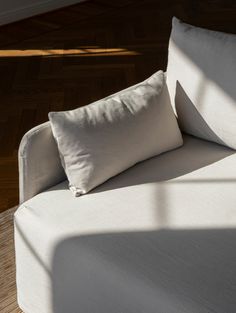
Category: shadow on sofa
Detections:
[
  {"x1": 170, "y1": 35, "x2": 236, "y2": 105},
  {"x1": 51, "y1": 228, "x2": 236, "y2": 313},
  {"x1": 175, "y1": 82, "x2": 226, "y2": 147},
  {"x1": 49, "y1": 128, "x2": 235, "y2": 231},
  {"x1": 79, "y1": 133, "x2": 234, "y2": 194}
]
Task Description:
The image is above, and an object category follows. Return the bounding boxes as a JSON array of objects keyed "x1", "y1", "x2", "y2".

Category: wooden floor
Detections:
[{"x1": 0, "y1": 0, "x2": 236, "y2": 213}]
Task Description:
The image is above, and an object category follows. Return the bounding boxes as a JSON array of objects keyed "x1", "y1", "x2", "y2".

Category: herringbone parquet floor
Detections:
[{"x1": 0, "y1": 0, "x2": 236, "y2": 213}]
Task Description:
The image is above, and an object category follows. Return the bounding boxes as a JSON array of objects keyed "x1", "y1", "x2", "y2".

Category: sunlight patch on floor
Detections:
[{"x1": 0, "y1": 47, "x2": 140, "y2": 57}]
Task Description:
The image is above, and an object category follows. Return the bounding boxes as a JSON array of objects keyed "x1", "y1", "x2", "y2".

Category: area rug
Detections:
[{"x1": 0, "y1": 206, "x2": 22, "y2": 313}]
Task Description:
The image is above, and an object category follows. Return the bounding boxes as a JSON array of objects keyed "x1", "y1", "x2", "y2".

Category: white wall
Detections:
[{"x1": 0, "y1": 0, "x2": 86, "y2": 26}]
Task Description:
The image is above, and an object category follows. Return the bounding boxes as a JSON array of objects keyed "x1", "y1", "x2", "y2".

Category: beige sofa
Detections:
[{"x1": 14, "y1": 18, "x2": 236, "y2": 313}]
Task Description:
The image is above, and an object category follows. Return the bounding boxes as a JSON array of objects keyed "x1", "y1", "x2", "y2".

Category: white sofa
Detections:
[{"x1": 15, "y1": 18, "x2": 236, "y2": 313}]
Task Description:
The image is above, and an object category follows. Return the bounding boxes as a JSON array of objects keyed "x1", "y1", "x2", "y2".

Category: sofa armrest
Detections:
[{"x1": 19, "y1": 121, "x2": 66, "y2": 203}]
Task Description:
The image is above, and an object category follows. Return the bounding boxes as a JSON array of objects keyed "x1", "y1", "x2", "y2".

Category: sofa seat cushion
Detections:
[{"x1": 15, "y1": 135, "x2": 236, "y2": 313}]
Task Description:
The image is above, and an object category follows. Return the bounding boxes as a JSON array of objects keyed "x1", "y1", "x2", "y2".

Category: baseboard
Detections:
[{"x1": 0, "y1": 0, "x2": 86, "y2": 26}]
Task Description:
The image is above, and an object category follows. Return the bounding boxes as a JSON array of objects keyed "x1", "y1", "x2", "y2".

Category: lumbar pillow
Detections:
[
  {"x1": 49, "y1": 70, "x2": 183, "y2": 196},
  {"x1": 167, "y1": 17, "x2": 236, "y2": 149}
]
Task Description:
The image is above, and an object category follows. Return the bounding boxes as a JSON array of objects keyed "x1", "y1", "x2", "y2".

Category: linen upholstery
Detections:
[
  {"x1": 15, "y1": 135, "x2": 236, "y2": 313},
  {"x1": 18, "y1": 122, "x2": 66, "y2": 203},
  {"x1": 49, "y1": 71, "x2": 183, "y2": 196},
  {"x1": 167, "y1": 17, "x2": 236, "y2": 149}
]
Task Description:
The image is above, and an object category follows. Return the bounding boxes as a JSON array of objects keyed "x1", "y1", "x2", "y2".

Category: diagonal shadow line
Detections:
[{"x1": 175, "y1": 81, "x2": 226, "y2": 147}]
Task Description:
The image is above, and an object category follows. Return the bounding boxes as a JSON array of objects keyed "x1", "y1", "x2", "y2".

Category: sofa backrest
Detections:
[{"x1": 166, "y1": 17, "x2": 236, "y2": 150}]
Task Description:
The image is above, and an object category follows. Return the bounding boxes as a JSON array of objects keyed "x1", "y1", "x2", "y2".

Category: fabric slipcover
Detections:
[
  {"x1": 15, "y1": 135, "x2": 236, "y2": 313},
  {"x1": 49, "y1": 71, "x2": 183, "y2": 196},
  {"x1": 18, "y1": 121, "x2": 65, "y2": 203},
  {"x1": 167, "y1": 17, "x2": 236, "y2": 149}
]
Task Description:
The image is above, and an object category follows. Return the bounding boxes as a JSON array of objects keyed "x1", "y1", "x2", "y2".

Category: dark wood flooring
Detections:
[{"x1": 0, "y1": 0, "x2": 236, "y2": 212}]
